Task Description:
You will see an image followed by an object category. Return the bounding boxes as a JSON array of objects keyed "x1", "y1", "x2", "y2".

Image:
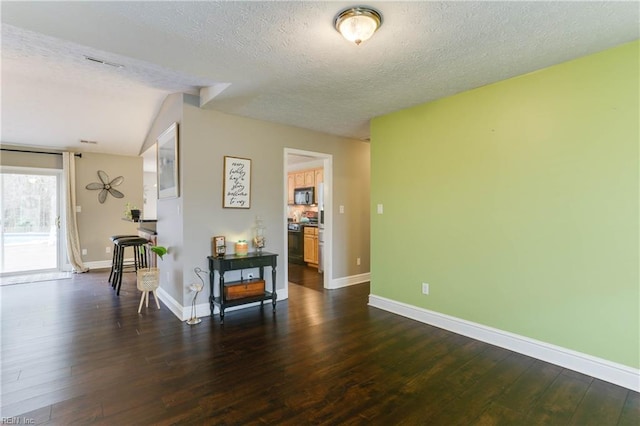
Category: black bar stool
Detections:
[
  {"x1": 112, "y1": 237, "x2": 149, "y2": 295},
  {"x1": 108, "y1": 235, "x2": 139, "y2": 283}
]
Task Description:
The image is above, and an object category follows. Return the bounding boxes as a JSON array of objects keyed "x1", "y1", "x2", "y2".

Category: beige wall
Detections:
[
  {"x1": 3, "y1": 92, "x2": 370, "y2": 311},
  {"x1": 139, "y1": 93, "x2": 184, "y2": 303},
  {"x1": 1, "y1": 145, "x2": 62, "y2": 169},
  {"x1": 149, "y1": 94, "x2": 370, "y2": 307},
  {"x1": 75, "y1": 153, "x2": 143, "y2": 263}
]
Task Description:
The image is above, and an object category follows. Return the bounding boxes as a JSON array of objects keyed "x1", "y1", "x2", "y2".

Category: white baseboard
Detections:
[
  {"x1": 157, "y1": 287, "x2": 189, "y2": 320},
  {"x1": 83, "y1": 259, "x2": 113, "y2": 270},
  {"x1": 368, "y1": 294, "x2": 640, "y2": 392},
  {"x1": 84, "y1": 257, "x2": 140, "y2": 271},
  {"x1": 157, "y1": 287, "x2": 289, "y2": 322},
  {"x1": 329, "y1": 272, "x2": 370, "y2": 289}
]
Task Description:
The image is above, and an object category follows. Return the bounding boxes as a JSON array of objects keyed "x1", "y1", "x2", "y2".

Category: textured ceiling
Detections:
[{"x1": 1, "y1": 1, "x2": 638, "y2": 157}]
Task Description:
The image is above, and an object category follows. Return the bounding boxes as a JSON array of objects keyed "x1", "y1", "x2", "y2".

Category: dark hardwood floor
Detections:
[
  {"x1": 1, "y1": 268, "x2": 638, "y2": 425},
  {"x1": 287, "y1": 263, "x2": 324, "y2": 292}
]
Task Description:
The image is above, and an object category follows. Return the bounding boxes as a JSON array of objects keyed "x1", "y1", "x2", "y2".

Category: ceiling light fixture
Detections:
[{"x1": 334, "y1": 6, "x2": 383, "y2": 45}]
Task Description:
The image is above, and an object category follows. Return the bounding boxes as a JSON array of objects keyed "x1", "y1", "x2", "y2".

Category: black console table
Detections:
[{"x1": 207, "y1": 252, "x2": 278, "y2": 323}]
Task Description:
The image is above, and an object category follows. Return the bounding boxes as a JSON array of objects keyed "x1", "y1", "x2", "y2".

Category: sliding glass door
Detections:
[{"x1": 0, "y1": 167, "x2": 62, "y2": 274}]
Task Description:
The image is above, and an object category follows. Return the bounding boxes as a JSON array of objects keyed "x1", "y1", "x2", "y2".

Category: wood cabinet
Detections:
[
  {"x1": 303, "y1": 226, "x2": 318, "y2": 266},
  {"x1": 288, "y1": 167, "x2": 324, "y2": 205},
  {"x1": 287, "y1": 174, "x2": 295, "y2": 204},
  {"x1": 304, "y1": 170, "x2": 315, "y2": 187}
]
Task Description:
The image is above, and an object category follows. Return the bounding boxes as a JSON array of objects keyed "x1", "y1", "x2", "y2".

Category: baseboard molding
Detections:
[
  {"x1": 157, "y1": 287, "x2": 289, "y2": 322},
  {"x1": 84, "y1": 257, "x2": 140, "y2": 271},
  {"x1": 157, "y1": 287, "x2": 190, "y2": 320},
  {"x1": 368, "y1": 294, "x2": 640, "y2": 392},
  {"x1": 329, "y1": 272, "x2": 371, "y2": 289},
  {"x1": 83, "y1": 259, "x2": 113, "y2": 270}
]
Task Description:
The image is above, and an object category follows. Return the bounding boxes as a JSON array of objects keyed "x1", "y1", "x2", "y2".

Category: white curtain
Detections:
[{"x1": 63, "y1": 152, "x2": 88, "y2": 273}]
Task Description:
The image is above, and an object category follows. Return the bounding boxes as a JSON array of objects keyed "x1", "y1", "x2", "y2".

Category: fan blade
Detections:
[
  {"x1": 110, "y1": 176, "x2": 124, "y2": 187},
  {"x1": 86, "y1": 182, "x2": 103, "y2": 190},
  {"x1": 109, "y1": 188, "x2": 124, "y2": 198},
  {"x1": 97, "y1": 170, "x2": 109, "y2": 184},
  {"x1": 98, "y1": 189, "x2": 108, "y2": 204}
]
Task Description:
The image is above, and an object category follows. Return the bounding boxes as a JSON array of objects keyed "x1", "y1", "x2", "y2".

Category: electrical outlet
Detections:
[
  {"x1": 356, "y1": 257, "x2": 361, "y2": 266},
  {"x1": 422, "y1": 283, "x2": 430, "y2": 295},
  {"x1": 339, "y1": 205, "x2": 344, "y2": 214},
  {"x1": 105, "y1": 246, "x2": 111, "y2": 254},
  {"x1": 82, "y1": 249, "x2": 87, "y2": 255}
]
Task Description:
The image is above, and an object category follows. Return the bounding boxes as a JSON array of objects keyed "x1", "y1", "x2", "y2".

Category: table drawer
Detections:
[
  {"x1": 224, "y1": 279, "x2": 265, "y2": 300},
  {"x1": 227, "y1": 258, "x2": 271, "y2": 270}
]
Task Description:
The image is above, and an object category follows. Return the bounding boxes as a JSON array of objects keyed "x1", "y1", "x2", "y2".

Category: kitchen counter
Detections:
[{"x1": 123, "y1": 218, "x2": 157, "y2": 235}]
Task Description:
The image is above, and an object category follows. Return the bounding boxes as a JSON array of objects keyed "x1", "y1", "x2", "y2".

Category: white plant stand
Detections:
[{"x1": 137, "y1": 268, "x2": 160, "y2": 313}]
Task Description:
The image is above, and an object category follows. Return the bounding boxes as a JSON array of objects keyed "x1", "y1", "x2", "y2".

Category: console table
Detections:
[{"x1": 207, "y1": 252, "x2": 278, "y2": 323}]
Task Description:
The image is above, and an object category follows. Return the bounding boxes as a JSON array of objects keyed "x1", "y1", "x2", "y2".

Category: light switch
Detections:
[
  {"x1": 339, "y1": 205, "x2": 344, "y2": 214},
  {"x1": 377, "y1": 204, "x2": 383, "y2": 214},
  {"x1": 76, "y1": 205, "x2": 81, "y2": 213}
]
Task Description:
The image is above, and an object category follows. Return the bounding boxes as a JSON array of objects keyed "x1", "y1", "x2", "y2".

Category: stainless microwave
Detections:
[{"x1": 294, "y1": 187, "x2": 315, "y2": 205}]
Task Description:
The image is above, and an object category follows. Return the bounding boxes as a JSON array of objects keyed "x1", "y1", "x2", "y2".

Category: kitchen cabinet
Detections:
[
  {"x1": 304, "y1": 170, "x2": 315, "y2": 187},
  {"x1": 287, "y1": 174, "x2": 295, "y2": 204},
  {"x1": 288, "y1": 167, "x2": 323, "y2": 205},
  {"x1": 303, "y1": 226, "x2": 318, "y2": 266}
]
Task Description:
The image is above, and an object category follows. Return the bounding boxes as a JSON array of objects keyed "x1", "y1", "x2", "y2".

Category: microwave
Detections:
[{"x1": 294, "y1": 187, "x2": 315, "y2": 205}]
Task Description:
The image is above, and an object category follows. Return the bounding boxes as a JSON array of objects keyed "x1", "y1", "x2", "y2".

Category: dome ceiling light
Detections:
[{"x1": 334, "y1": 6, "x2": 383, "y2": 46}]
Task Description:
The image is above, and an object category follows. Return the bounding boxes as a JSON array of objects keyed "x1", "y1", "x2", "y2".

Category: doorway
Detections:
[
  {"x1": 284, "y1": 149, "x2": 332, "y2": 293},
  {"x1": 0, "y1": 167, "x2": 63, "y2": 275}
]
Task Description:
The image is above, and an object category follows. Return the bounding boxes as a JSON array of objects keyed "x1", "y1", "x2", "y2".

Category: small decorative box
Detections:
[{"x1": 235, "y1": 241, "x2": 248, "y2": 256}]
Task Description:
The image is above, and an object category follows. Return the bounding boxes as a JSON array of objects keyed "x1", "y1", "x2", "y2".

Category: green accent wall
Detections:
[{"x1": 370, "y1": 41, "x2": 639, "y2": 368}]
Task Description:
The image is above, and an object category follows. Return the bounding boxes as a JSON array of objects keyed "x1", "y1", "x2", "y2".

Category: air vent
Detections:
[
  {"x1": 80, "y1": 139, "x2": 98, "y2": 144},
  {"x1": 84, "y1": 55, "x2": 124, "y2": 69}
]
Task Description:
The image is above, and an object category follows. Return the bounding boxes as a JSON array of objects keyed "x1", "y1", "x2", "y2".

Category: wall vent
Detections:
[{"x1": 84, "y1": 55, "x2": 124, "y2": 69}]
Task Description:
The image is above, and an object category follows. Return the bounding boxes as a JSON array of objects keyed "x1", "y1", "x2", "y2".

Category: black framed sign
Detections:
[{"x1": 223, "y1": 156, "x2": 251, "y2": 208}]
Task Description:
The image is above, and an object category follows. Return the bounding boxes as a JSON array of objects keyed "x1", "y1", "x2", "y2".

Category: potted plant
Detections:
[
  {"x1": 136, "y1": 245, "x2": 167, "y2": 313},
  {"x1": 124, "y1": 202, "x2": 140, "y2": 220}
]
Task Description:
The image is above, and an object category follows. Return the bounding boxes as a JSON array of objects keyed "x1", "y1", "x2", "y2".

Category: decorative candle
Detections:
[{"x1": 235, "y1": 240, "x2": 248, "y2": 256}]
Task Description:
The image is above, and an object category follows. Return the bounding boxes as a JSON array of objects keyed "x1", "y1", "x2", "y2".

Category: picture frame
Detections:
[
  {"x1": 213, "y1": 236, "x2": 226, "y2": 257},
  {"x1": 223, "y1": 156, "x2": 251, "y2": 208},
  {"x1": 157, "y1": 122, "x2": 179, "y2": 199}
]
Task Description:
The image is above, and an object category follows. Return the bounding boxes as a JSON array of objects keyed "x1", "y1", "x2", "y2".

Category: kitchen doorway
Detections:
[
  {"x1": 284, "y1": 149, "x2": 332, "y2": 293},
  {"x1": 0, "y1": 167, "x2": 63, "y2": 275}
]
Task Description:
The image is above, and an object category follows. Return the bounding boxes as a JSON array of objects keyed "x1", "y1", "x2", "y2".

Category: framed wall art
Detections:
[
  {"x1": 223, "y1": 156, "x2": 251, "y2": 208},
  {"x1": 212, "y1": 236, "x2": 226, "y2": 257},
  {"x1": 157, "y1": 122, "x2": 179, "y2": 199}
]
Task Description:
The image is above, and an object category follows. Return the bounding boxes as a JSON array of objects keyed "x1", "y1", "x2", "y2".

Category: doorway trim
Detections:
[{"x1": 283, "y1": 148, "x2": 333, "y2": 292}]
